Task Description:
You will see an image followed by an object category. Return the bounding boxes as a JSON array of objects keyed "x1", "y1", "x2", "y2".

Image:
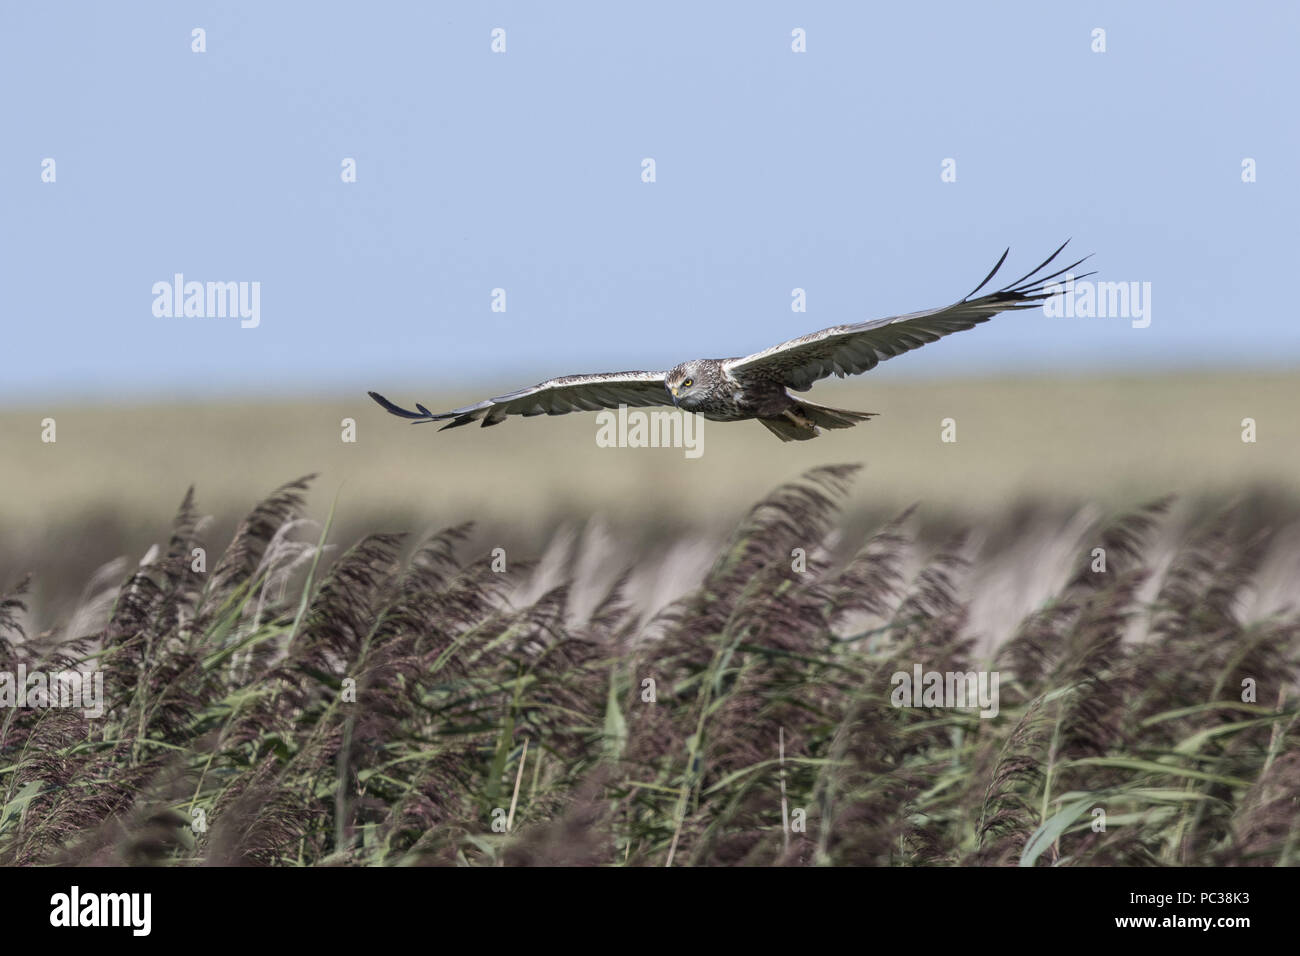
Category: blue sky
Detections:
[{"x1": 2, "y1": 2, "x2": 1296, "y2": 405}]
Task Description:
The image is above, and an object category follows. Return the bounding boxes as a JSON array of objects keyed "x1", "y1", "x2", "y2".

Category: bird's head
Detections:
[{"x1": 666, "y1": 361, "x2": 711, "y2": 410}]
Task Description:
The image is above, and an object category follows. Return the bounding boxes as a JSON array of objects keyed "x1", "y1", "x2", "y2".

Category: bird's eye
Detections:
[{"x1": 683, "y1": 378, "x2": 693, "y2": 388}]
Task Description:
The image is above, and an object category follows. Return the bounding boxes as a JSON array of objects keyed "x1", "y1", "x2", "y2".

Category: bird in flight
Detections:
[{"x1": 369, "y1": 241, "x2": 1091, "y2": 442}]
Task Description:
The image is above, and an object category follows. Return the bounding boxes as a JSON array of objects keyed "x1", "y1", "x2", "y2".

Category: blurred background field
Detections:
[{"x1": 3, "y1": 369, "x2": 1297, "y2": 630}]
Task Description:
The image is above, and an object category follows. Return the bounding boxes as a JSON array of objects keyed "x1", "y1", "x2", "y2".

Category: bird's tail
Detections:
[
  {"x1": 798, "y1": 400, "x2": 877, "y2": 429},
  {"x1": 758, "y1": 401, "x2": 877, "y2": 442}
]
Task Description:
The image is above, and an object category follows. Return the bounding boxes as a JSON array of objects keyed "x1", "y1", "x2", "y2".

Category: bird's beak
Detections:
[{"x1": 670, "y1": 386, "x2": 679, "y2": 405}]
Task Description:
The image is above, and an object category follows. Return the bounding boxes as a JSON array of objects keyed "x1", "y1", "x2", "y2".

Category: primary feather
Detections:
[{"x1": 724, "y1": 240, "x2": 1092, "y2": 391}]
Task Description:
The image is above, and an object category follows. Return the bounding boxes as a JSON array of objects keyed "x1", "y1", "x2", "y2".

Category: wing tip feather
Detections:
[{"x1": 369, "y1": 390, "x2": 432, "y2": 420}]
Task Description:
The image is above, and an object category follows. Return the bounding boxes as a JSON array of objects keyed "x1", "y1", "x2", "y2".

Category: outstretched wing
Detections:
[
  {"x1": 369, "y1": 370, "x2": 673, "y2": 430},
  {"x1": 725, "y1": 241, "x2": 1093, "y2": 391}
]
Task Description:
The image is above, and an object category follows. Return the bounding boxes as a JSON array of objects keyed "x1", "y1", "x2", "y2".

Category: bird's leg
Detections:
[{"x1": 783, "y1": 409, "x2": 817, "y2": 430}]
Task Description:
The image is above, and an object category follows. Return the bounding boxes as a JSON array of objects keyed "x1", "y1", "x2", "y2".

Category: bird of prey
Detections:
[{"x1": 369, "y1": 242, "x2": 1091, "y2": 442}]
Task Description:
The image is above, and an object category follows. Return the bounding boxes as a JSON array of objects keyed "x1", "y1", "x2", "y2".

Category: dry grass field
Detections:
[{"x1": 4, "y1": 370, "x2": 1296, "y2": 523}]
